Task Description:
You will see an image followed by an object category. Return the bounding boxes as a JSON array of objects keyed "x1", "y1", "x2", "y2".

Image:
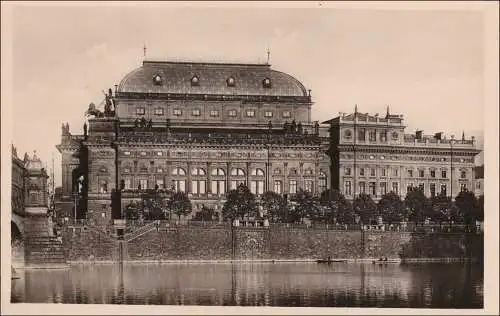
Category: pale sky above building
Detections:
[{"x1": 4, "y1": 2, "x2": 492, "y2": 187}]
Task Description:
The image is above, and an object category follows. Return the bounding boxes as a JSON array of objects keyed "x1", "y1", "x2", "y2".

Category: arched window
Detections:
[
  {"x1": 230, "y1": 168, "x2": 246, "y2": 190},
  {"x1": 251, "y1": 168, "x2": 265, "y2": 176},
  {"x1": 191, "y1": 167, "x2": 206, "y2": 176},
  {"x1": 172, "y1": 167, "x2": 186, "y2": 176},
  {"x1": 319, "y1": 171, "x2": 327, "y2": 193},
  {"x1": 231, "y1": 168, "x2": 245, "y2": 176},
  {"x1": 211, "y1": 168, "x2": 225, "y2": 176}
]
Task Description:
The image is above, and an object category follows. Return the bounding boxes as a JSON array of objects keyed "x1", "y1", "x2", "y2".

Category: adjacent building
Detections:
[
  {"x1": 324, "y1": 108, "x2": 481, "y2": 201},
  {"x1": 473, "y1": 165, "x2": 484, "y2": 197},
  {"x1": 56, "y1": 60, "x2": 331, "y2": 223}
]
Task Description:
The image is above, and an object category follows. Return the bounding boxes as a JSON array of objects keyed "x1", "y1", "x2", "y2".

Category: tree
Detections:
[
  {"x1": 353, "y1": 193, "x2": 378, "y2": 225},
  {"x1": 192, "y1": 205, "x2": 215, "y2": 222},
  {"x1": 377, "y1": 192, "x2": 405, "y2": 224},
  {"x1": 474, "y1": 195, "x2": 484, "y2": 222},
  {"x1": 404, "y1": 188, "x2": 428, "y2": 226},
  {"x1": 430, "y1": 193, "x2": 455, "y2": 227},
  {"x1": 167, "y1": 191, "x2": 192, "y2": 220},
  {"x1": 222, "y1": 184, "x2": 258, "y2": 222},
  {"x1": 320, "y1": 189, "x2": 354, "y2": 224},
  {"x1": 141, "y1": 189, "x2": 168, "y2": 220},
  {"x1": 260, "y1": 191, "x2": 287, "y2": 222},
  {"x1": 455, "y1": 190, "x2": 477, "y2": 229},
  {"x1": 290, "y1": 189, "x2": 322, "y2": 223}
]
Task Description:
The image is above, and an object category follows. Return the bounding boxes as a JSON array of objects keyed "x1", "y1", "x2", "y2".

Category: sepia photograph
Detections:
[{"x1": 1, "y1": 1, "x2": 498, "y2": 315}]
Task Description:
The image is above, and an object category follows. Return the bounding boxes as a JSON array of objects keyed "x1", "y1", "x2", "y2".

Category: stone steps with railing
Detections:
[{"x1": 124, "y1": 221, "x2": 159, "y2": 242}]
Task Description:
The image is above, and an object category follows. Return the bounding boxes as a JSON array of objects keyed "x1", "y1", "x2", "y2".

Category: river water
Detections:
[{"x1": 11, "y1": 262, "x2": 483, "y2": 308}]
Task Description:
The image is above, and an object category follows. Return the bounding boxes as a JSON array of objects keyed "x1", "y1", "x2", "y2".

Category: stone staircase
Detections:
[{"x1": 24, "y1": 216, "x2": 67, "y2": 268}]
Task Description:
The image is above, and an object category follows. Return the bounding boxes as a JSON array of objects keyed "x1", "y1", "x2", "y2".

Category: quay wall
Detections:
[{"x1": 60, "y1": 225, "x2": 484, "y2": 262}]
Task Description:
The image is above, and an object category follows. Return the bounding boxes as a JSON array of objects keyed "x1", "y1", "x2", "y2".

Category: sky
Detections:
[{"x1": 4, "y1": 2, "x2": 490, "y2": 187}]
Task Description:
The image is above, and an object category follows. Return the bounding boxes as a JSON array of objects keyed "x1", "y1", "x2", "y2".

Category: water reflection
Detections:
[{"x1": 11, "y1": 262, "x2": 483, "y2": 308}]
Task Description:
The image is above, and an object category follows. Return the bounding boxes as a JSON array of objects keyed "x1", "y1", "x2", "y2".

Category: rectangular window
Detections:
[
  {"x1": 430, "y1": 170, "x2": 436, "y2": 178},
  {"x1": 136, "y1": 107, "x2": 145, "y2": 115},
  {"x1": 245, "y1": 110, "x2": 255, "y2": 117},
  {"x1": 192, "y1": 109, "x2": 201, "y2": 116},
  {"x1": 460, "y1": 171, "x2": 467, "y2": 179},
  {"x1": 289, "y1": 179, "x2": 297, "y2": 194},
  {"x1": 99, "y1": 180, "x2": 108, "y2": 193},
  {"x1": 124, "y1": 179, "x2": 132, "y2": 190},
  {"x1": 359, "y1": 182, "x2": 366, "y2": 194},
  {"x1": 192, "y1": 180, "x2": 206, "y2": 194},
  {"x1": 358, "y1": 129, "x2": 365, "y2": 141},
  {"x1": 156, "y1": 179, "x2": 164, "y2": 189},
  {"x1": 441, "y1": 170, "x2": 447, "y2": 178},
  {"x1": 283, "y1": 111, "x2": 291, "y2": 118},
  {"x1": 264, "y1": 111, "x2": 273, "y2": 117},
  {"x1": 440, "y1": 184, "x2": 447, "y2": 196},
  {"x1": 304, "y1": 180, "x2": 314, "y2": 193},
  {"x1": 460, "y1": 183, "x2": 467, "y2": 192},
  {"x1": 211, "y1": 180, "x2": 226, "y2": 195},
  {"x1": 418, "y1": 183, "x2": 425, "y2": 192},
  {"x1": 140, "y1": 179, "x2": 148, "y2": 190},
  {"x1": 228, "y1": 110, "x2": 237, "y2": 117},
  {"x1": 370, "y1": 168, "x2": 376, "y2": 177},
  {"x1": 380, "y1": 182, "x2": 387, "y2": 196},
  {"x1": 380, "y1": 131, "x2": 387, "y2": 142},
  {"x1": 230, "y1": 180, "x2": 245, "y2": 191},
  {"x1": 392, "y1": 182, "x2": 399, "y2": 194},
  {"x1": 381, "y1": 168, "x2": 386, "y2": 177},
  {"x1": 154, "y1": 108, "x2": 164, "y2": 116},
  {"x1": 419, "y1": 170, "x2": 425, "y2": 177},
  {"x1": 369, "y1": 130, "x2": 376, "y2": 142},
  {"x1": 407, "y1": 169, "x2": 413, "y2": 177},
  {"x1": 369, "y1": 182, "x2": 376, "y2": 196},
  {"x1": 210, "y1": 110, "x2": 219, "y2": 117},
  {"x1": 173, "y1": 180, "x2": 186, "y2": 192},
  {"x1": 344, "y1": 180, "x2": 352, "y2": 196},
  {"x1": 173, "y1": 109, "x2": 182, "y2": 116},
  {"x1": 407, "y1": 184, "x2": 413, "y2": 194},
  {"x1": 393, "y1": 168, "x2": 399, "y2": 177},
  {"x1": 123, "y1": 151, "x2": 131, "y2": 156},
  {"x1": 430, "y1": 183, "x2": 436, "y2": 197},
  {"x1": 274, "y1": 180, "x2": 282, "y2": 194},
  {"x1": 344, "y1": 167, "x2": 351, "y2": 176},
  {"x1": 250, "y1": 180, "x2": 265, "y2": 195},
  {"x1": 360, "y1": 168, "x2": 365, "y2": 176}
]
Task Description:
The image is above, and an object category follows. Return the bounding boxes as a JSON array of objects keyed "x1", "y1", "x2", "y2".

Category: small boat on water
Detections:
[{"x1": 372, "y1": 258, "x2": 401, "y2": 265}]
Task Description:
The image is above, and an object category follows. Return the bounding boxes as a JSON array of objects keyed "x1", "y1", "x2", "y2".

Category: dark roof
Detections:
[{"x1": 117, "y1": 60, "x2": 308, "y2": 97}]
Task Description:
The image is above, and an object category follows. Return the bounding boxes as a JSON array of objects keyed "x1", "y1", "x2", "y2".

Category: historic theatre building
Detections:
[
  {"x1": 56, "y1": 59, "x2": 480, "y2": 224},
  {"x1": 57, "y1": 60, "x2": 331, "y2": 223}
]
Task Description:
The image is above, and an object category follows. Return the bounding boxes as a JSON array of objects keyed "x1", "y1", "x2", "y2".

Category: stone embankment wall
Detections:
[{"x1": 60, "y1": 226, "x2": 484, "y2": 262}]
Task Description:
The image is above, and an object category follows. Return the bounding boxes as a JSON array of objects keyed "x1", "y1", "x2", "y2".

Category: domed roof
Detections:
[{"x1": 117, "y1": 60, "x2": 308, "y2": 97}]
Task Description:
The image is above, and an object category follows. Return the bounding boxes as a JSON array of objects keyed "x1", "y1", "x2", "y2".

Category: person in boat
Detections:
[
  {"x1": 384, "y1": 257, "x2": 388, "y2": 262},
  {"x1": 328, "y1": 256, "x2": 332, "y2": 262}
]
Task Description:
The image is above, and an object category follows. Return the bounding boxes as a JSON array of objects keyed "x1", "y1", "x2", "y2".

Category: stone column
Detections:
[
  {"x1": 283, "y1": 162, "x2": 288, "y2": 193},
  {"x1": 186, "y1": 161, "x2": 192, "y2": 194},
  {"x1": 314, "y1": 161, "x2": 320, "y2": 195},
  {"x1": 226, "y1": 162, "x2": 232, "y2": 192},
  {"x1": 299, "y1": 162, "x2": 304, "y2": 191},
  {"x1": 207, "y1": 162, "x2": 212, "y2": 194},
  {"x1": 165, "y1": 161, "x2": 172, "y2": 190}
]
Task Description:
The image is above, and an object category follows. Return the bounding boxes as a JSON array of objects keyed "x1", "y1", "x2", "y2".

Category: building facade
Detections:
[
  {"x1": 473, "y1": 165, "x2": 484, "y2": 197},
  {"x1": 325, "y1": 108, "x2": 481, "y2": 201},
  {"x1": 11, "y1": 146, "x2": 50, "y2": 218},
  {"x1": 57, "y1": 60, "x2": 331, "y2": 223}
]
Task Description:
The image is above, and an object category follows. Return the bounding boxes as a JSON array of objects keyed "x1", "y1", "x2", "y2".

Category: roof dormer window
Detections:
[
  {"x1": 263, "y1": 78, "x2": 272, "y2": 88},
  {"x1": 227, "y1": 77, "x2": 235, "y2": 87},
  {"x1": 153, "y1": 74, "x2": 163, "y2": 85},
  {"x1": 191, "y1": 75, "x2": 200, "y2": 86}
]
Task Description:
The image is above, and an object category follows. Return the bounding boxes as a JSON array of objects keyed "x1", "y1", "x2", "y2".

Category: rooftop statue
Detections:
[{"x1": 85, "y1": 103, "x2": 104, "y2": 118}]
